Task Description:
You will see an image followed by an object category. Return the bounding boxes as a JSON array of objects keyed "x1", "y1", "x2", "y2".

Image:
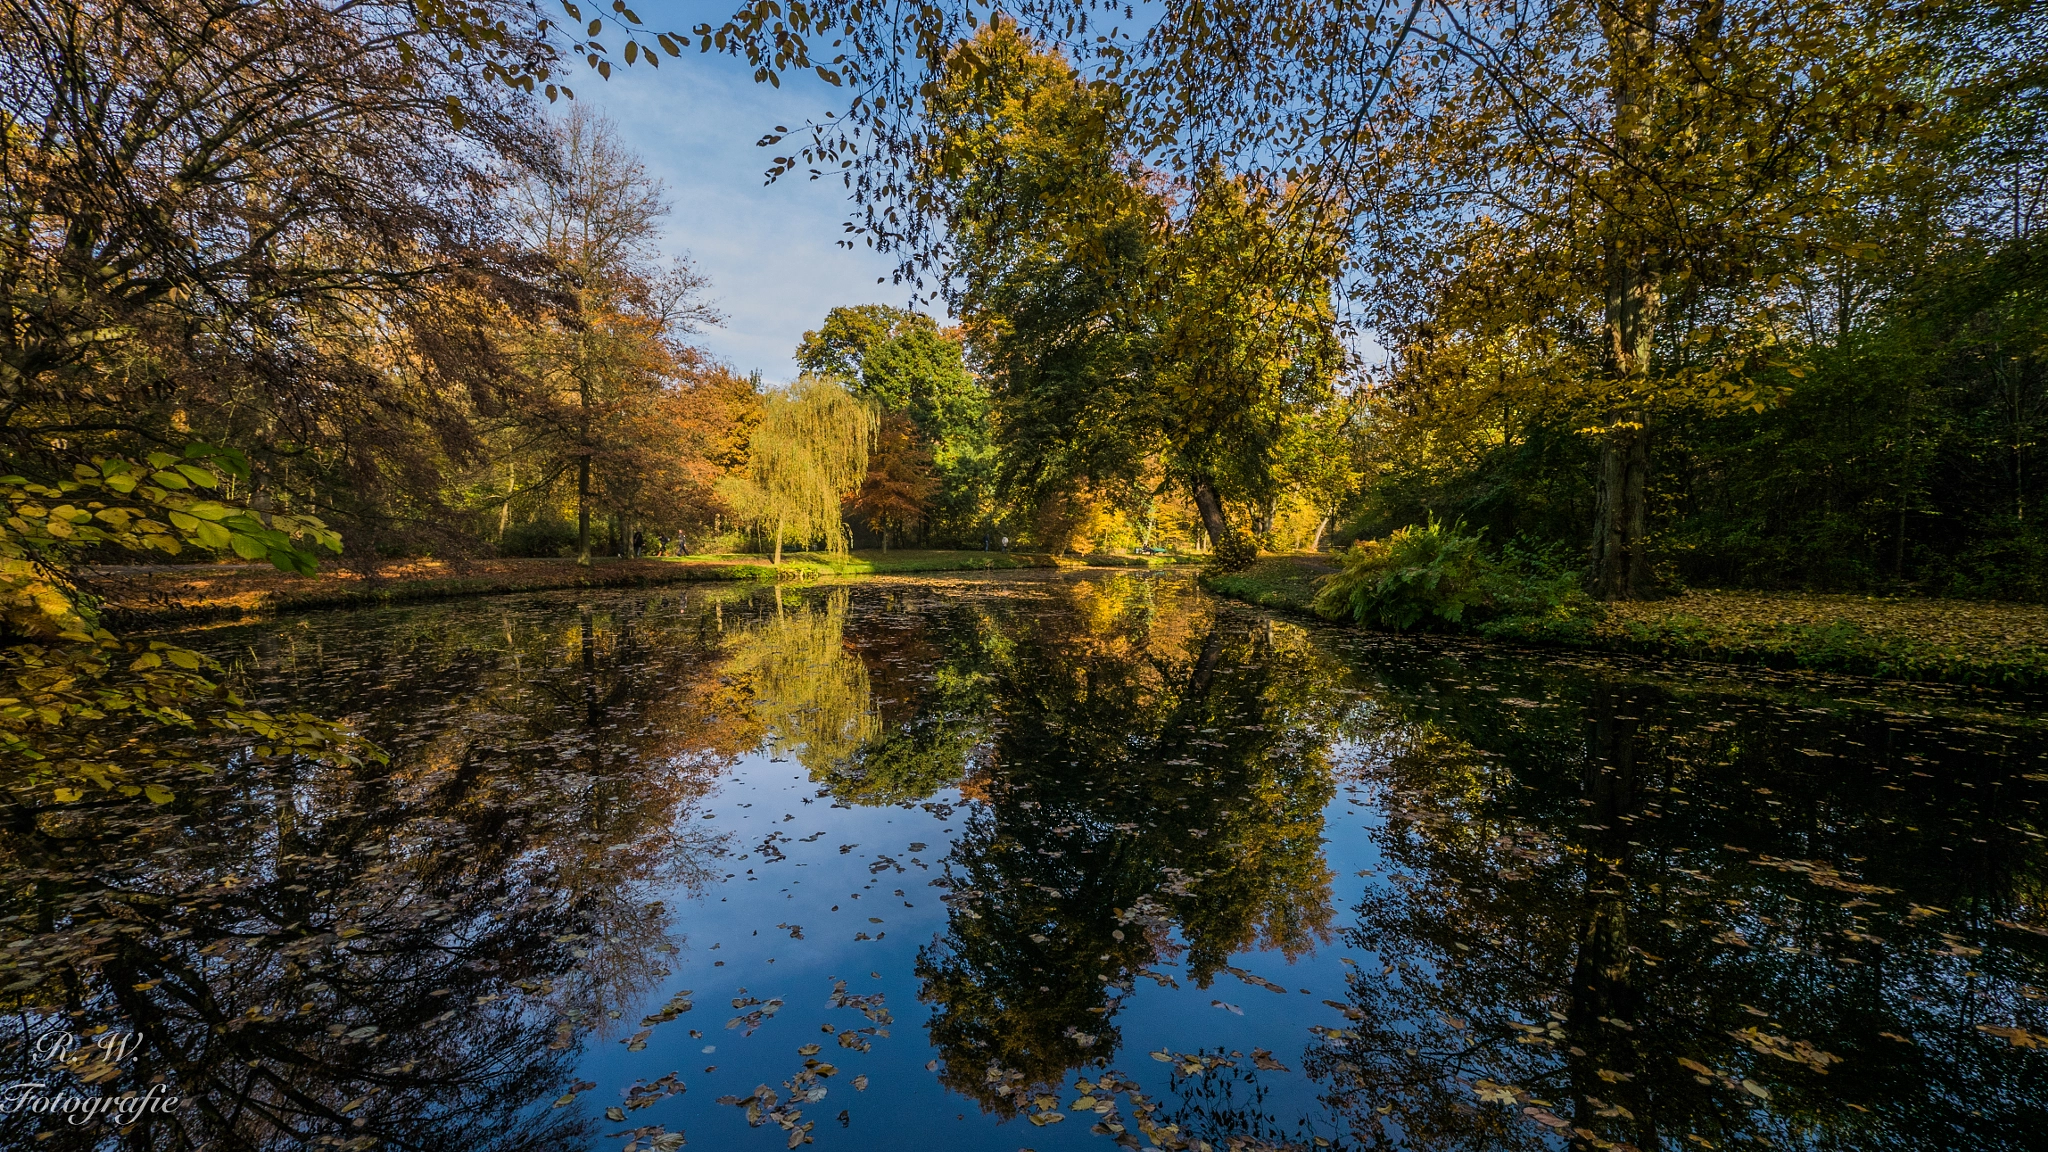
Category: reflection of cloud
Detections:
[{"x1": 723, "y1": 589, "x2": 878, "y2": 776}]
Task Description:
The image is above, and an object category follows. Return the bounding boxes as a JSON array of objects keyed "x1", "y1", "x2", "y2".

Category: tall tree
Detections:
[
  {"x1": 850, "y1": 411, "x2": 940, "y2": 550},
  {"x1": 506, "y1": 106, "x2": 717, "y2": 563},
  {"x1": 719, "y1": 375, "x2": 875, "y2": 564},
  {"x1": 918, "y1": 26, "x2": 1343, "y2": 561}
]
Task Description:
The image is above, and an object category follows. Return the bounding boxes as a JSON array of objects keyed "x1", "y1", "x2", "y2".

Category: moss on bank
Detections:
[{"x1": 1202, "y1": 556, "x2": 2048, "y2": 689}]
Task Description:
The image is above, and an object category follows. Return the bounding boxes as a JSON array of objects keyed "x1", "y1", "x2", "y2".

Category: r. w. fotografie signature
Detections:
[{"x1": 4, "y1": 1028, "x2": 181, "y2": 1127}]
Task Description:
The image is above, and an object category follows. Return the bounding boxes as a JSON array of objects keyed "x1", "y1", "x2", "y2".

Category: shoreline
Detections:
[
  {"x1": 1202, "y1": 557, "x2": 2048, "y2": 690},
  {"x1": 95, "y1": 550, "x2": 1201, "y2": 627}
]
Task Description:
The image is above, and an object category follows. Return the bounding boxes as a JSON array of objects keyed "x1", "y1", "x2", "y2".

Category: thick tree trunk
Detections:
[
  {"x1": 1190, "y1": 478, "x2": 1230, "y2": 545},
  {"x1": 1590, "y1": 0, "x2": 1662, "y2": 600},
  {"x1": 1591, "y1": 413, "x2": 1650, "y2": 598}
]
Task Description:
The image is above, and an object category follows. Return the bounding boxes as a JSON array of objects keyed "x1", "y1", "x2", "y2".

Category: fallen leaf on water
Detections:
[
  {"x1": 1471, "y1": 1079, "x2": 1519, "y2": 1105},
  {"x1": 1977, "y1": 1024, "x2": 2047, "y2": 1048},
  {"x1": 1250, "y1": 1049, "x2": 1289, "y2": 1071},
  {"x1": 551, "y1": 1079, "x2": 595, "y2": 1108}
]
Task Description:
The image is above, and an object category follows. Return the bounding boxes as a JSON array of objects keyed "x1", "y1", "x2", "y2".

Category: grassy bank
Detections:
[
  {"x1": 1202, "y1": 556, "x2": 2048, "y2": 689},
  {"x1": 100, "y1": 550, "x2": 1058, "y2": 625}
]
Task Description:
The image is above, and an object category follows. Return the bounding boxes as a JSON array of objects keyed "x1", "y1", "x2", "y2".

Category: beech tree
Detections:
[{"x1": 850, "y1": 411, "x2": 941, "y2": 550}]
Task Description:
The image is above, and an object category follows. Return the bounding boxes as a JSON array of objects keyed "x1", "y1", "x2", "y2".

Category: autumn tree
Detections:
[
  {"x1": 0, "y1": 0, "x2": 556, "y2": 802},
  {"x1": 850, "y1": 411, "x2": 941, "y2": 550},
  {"x1": 916, "y1": 27, "x2": 1344, "y2": 564},
  {"x1": 504, "y1": 106, "x2": 718, "y2": 563},
  {"x1": 797, "y1": 305, "x2": 993, "y2": 542},
  {"x1": 718, "y1": 375, "x2": 875, "y2": 564}
]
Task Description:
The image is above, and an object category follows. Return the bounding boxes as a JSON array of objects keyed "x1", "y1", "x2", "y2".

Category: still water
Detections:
[{"x1": 2, "y1": 571, "x2": 2044, "y2": 1151}]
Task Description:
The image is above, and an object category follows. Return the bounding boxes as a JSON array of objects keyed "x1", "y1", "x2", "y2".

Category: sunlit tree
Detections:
[{"x1": 719, "y1": 375, "x2": 876, "y2": 563}]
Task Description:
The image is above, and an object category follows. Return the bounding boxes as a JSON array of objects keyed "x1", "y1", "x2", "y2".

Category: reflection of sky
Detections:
[
  {"x1": 569, "y1": 3, "x2": 914, "y2": 383},
  {"x1": 564, "y1": 750, "x2": 1388, "y2": 1151}
]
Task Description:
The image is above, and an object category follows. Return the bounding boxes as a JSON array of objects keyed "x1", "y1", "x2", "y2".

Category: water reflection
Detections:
[
  {"x1": 1, "y1": 595, "x2": 750, "y2": 1150},
  {"x1": 910, "y1": 577, "x2": 1351, "y2": 1115},
  {"x1": 1305, "y1": 653, "x2": 2048, "y2": 1151},
  {"x1": 1, "y1": 575, "x2": 2043, "y2": 1152}
]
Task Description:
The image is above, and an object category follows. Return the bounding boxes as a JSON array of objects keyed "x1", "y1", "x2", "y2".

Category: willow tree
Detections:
[{"x1": 719, "y1": 375, "x2": 875, "y2": 564}]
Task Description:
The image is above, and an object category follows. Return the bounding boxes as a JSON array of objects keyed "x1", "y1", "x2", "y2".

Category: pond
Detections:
[{"x1": 2, "y1": 571, "x2": 2044, "y2": 1151}]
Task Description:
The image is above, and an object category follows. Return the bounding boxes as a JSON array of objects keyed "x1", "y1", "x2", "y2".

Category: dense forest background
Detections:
[{"x1": 3, "y1": 0, "x2": 2044, "y2": 599}]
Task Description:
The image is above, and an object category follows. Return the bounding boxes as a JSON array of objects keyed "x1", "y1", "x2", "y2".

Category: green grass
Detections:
[
  {"x1": 1200, "y1": 556, "x2": 2048, "y2": 689},
  {"x1": 1197, "y1": 555, "x2": 1334, "y2": 614},
  {"x1": 110, "y1": 551, "x2": 1067, "y2": 626},
  {"x1": 1076, "y1": 553, "x2": 1199, "y2": 569}
]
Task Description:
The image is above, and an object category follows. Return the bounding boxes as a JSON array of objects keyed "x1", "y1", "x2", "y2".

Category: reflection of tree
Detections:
[
  {"x1": 1304, "y1": 658, "x2": 2048, "y2": 1151},
  {"x1": 724, "y1": 583, "x2": 995, "y2": 806},
  {"x1": 722, "y1": 588, "x2": 879, "y2": 779},
  {"x1": 0, "y1": 589, "x2": 756, "y2": 1150},
  {"x1": 912, "y1": 577, "x2": 1352, "y2": 1116}
]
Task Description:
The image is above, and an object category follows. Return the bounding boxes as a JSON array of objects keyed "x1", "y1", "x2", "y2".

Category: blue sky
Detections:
[{"x1": 572, "y1": 6, "x2": 911, "y2": 381}]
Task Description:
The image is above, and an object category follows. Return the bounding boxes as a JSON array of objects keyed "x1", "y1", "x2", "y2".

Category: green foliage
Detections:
[
  {"x1": 0, "y1": 448, "x2": 374, "y2": 804},
  {"x1": 1206, "y1": 531, "x2": 1258, "y2": 574},
  {"x1": 1316, "y1": 520, "x2": 1492, "y2": 630},
  {"x1": 718, "y1": 376, "x2": 876, "y2": 561},
  {"x1": 498, "y1": 519, "x2": 580, "y2": 557},
  {"x1": 1657, "y1": 236, "x2": 2048, "y2": 600},
  {"x1": 1313, "y1": 521, "x2": 1587, "y2": 631}
]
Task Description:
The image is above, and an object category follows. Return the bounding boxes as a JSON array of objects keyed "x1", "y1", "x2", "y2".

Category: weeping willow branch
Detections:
[{"x1": 718, "y1": 375, "x2": 876, "y2": 563}]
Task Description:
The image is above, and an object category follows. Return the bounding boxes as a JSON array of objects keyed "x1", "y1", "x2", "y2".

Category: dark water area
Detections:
[{"x1": 2, "y1": 571, "x2": 2044, "y2": 1152}]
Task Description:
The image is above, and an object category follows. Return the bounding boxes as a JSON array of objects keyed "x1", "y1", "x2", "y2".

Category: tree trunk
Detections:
[
  {"x1": 1591, "y1": 413, "x2": 1650, "y2": 598},
  {"x1": 498, "y1": 465, "x2": 513, "y2": 541},
  {"x1": 1310, "y1": 513, "x2": 1331, "y2": 552},
  {"x1": 575, "y1": 455, "x2": 592, "y2": 567},
  {"x1": 1190, "y1": 478, "x2": 1230, "y2": 545},
  {"x1": 1589, "y1": 0, "x2": 1661, "y2": 600},
  {"x1": 773, "y1": 514, "x2": 784, "y2": 566}
]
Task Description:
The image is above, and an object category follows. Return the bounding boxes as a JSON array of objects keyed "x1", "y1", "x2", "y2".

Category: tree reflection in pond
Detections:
[
  {"x1": 2, "y1": 576, "x2": 2043, "y2": 1152},
  {"x1": 907, "y1": 577, "x2": 1352, "y2": 1117},
  {"x1": 722, "y1": 588, "x2": 880, "y2": 784},
  {"x1": 1303, "y1": 650, "x2": 2048, "y2": 1151},
  {"x1": 1, "y1": 594, "x2": 751, "y2": 1151}
]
